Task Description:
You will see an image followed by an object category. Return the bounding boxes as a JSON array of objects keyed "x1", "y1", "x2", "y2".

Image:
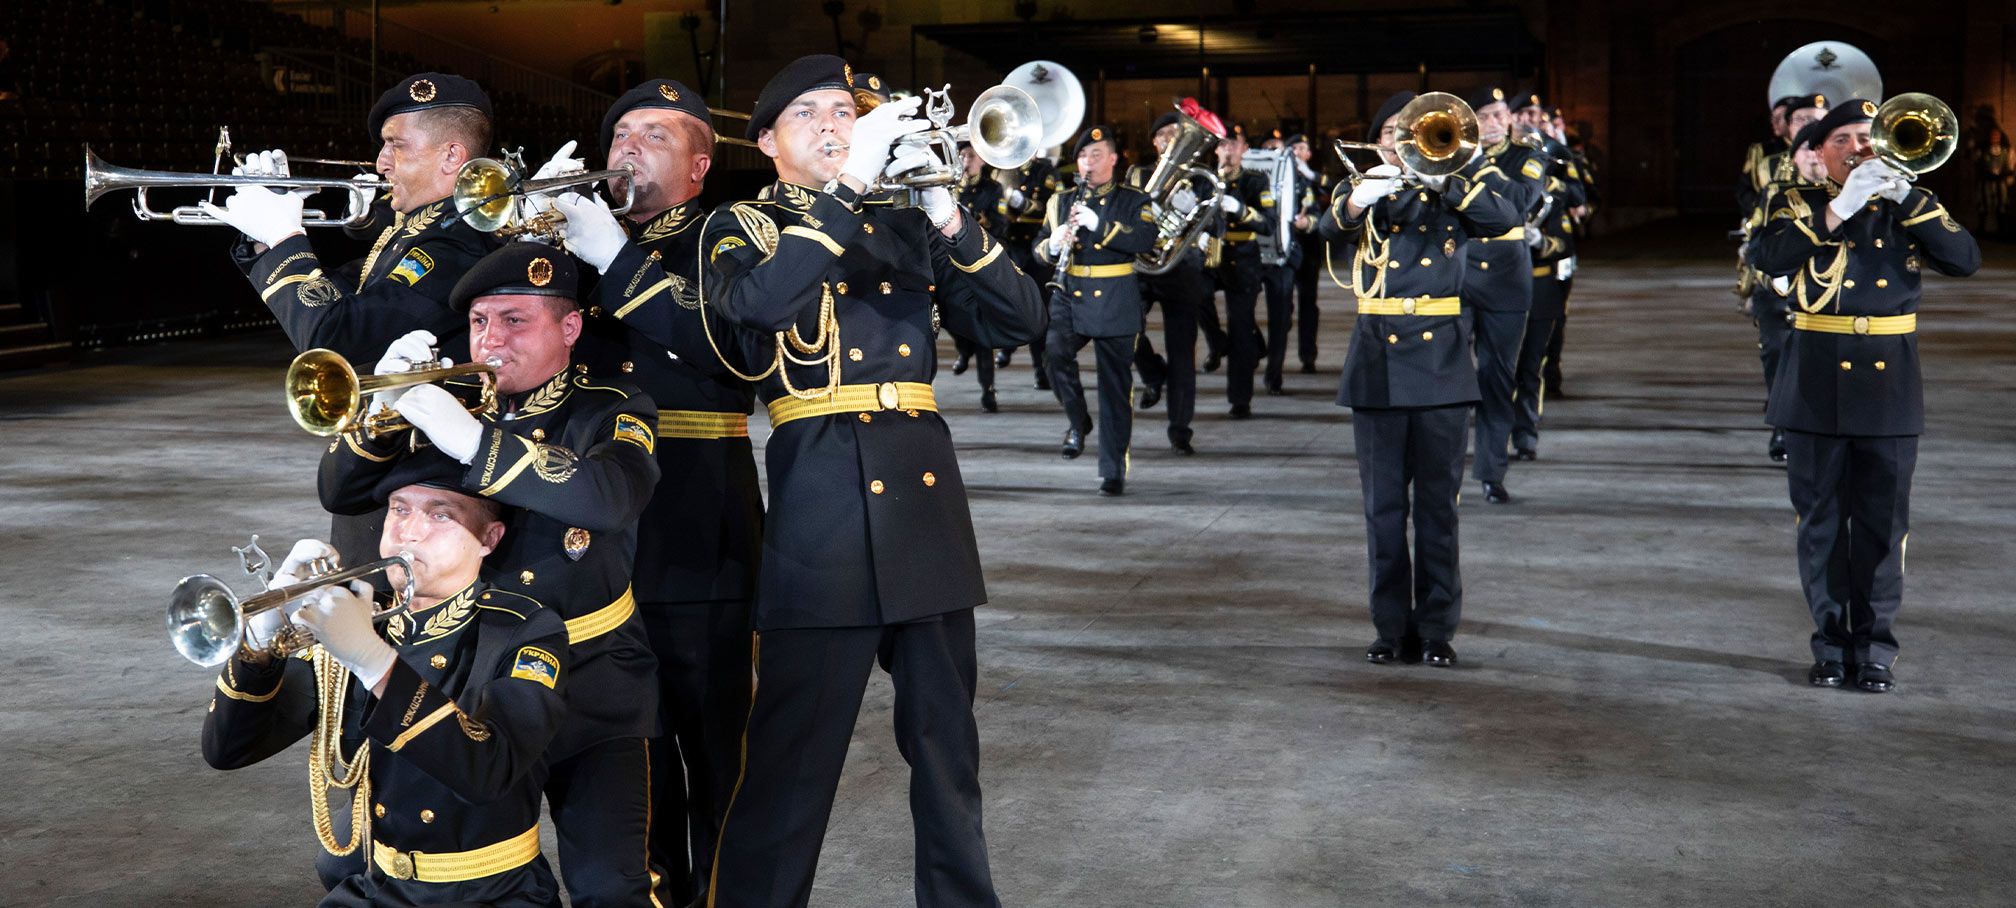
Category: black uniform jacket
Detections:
[
  {"x1": 958, "y1": 172, "x2": 1009, "y2": 241},
  {"x1": 1212, "y1": 166, "x2": 1280, "y2": 281},
  {"x1": 701, "y1": 179, "x2": 1045, "y2": 630},
  {"x1": 320, "y1": 366, "x2": 663, "y2": 757},
  {"x1": 1457, "y1": 139, "x2": 1549, "y2": 312},
  {"x1": 204, "y1": 581, "x2": 566, "y2": 890},
  {"x1": 232, "y1": 195, "x2": 494, "y2": 362},
  {"x1": 1319, "y1": 172, "x2": 1520, "y2": 408},
  {"x1": 578, "y1": 198, "x2": 765, "y2": 607},
  {"x1": 1034, "y1": 179, "x2": 1158, "y2": 336},
  {"x1": 1749, "y1": 183, "x2": 1980, "y2": 436}
]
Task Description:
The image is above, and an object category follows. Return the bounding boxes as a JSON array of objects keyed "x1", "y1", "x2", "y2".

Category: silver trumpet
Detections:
[
  {"x1": 84, "y1": 146, "x2": 381, "y2": 228},
  {"x1": 823, "y1": 82, "x2": 1050, "y2": 191},
  {"x1": 167, "y1": 538, "x2": 415, "y2": 667}
]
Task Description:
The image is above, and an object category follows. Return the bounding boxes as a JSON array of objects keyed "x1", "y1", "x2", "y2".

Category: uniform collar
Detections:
[
  {"x1": 393, "y1": 196, "x2": 452, "y2": 235},
  {"x1": 626, "y1": 198, "x2": 701, "y2": 243},
  {"x1": 1085, "y1": 179, "x2": 1116, "y2": 199},
  {"x1": 386, "y1": 578, "x2": 481, "y2": 648},
  {"x1": 770, "y1": 179, "x2": 823, "y2": 212},
  {"x1": 503, "y1": 367, "x2": 575, "y2": 417}
]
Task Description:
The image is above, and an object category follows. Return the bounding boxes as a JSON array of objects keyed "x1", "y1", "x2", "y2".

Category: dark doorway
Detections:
[{"x1": 1672, "y1": 22, "x2": 1885, "y2": 214}]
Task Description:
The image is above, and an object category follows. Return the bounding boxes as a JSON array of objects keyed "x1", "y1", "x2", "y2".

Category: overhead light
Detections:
[{"x1": 1138, "y1": 25, "x2": 1158, "y2": 43}]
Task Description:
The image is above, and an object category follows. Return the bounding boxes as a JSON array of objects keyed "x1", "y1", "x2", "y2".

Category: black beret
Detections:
[
  {"x1": 1509, "y1": 91, "x2": 1543, "y2": 114},
  {"x1": 1152, "y1": 111, "x2": 1182, "y2": 134},
  {"x1": 1806, "y1": 98, "x2": 1876, "y2": 151},
  {"x1": 368, "y1": 72, "x2": 492, "y2": 139},
  {"x1": 1284, "y1": 133, "x2": 1307, "y2": 148},
  {"x1": 600, "y1": 79, "x2": 712, "y2": 153},
  {"x1": 1367, "y1": 91, "x2": 1415, "y2": 143},
  {"x1": 1467, "y1": 85, "x2": 1509, "y2": 112},
  {"x1": 1788, "y1": 121, "x2": 1825, "y2": 154},
  {"x1": 1073, "y1": 124, "x2": 1119, "y2": 156},
  {"x1": 449, "y1": 243, "x2": 580, "y2": 313},
  {"x1": 372, "y1": 448, "x2": 472, "y2": 503},
  {"x1": 747, "y1": 54, "x2": 853, "y2": 140},
  {"x1": 1773, "y1": 95, "x2": 1803, "y2": 111},
  {"x1": 852, "y1": 72, "x2": 892, "y2": 104},
  {"x1": 1785, "y1": 93, "x2": 1828, "y2": 114}
]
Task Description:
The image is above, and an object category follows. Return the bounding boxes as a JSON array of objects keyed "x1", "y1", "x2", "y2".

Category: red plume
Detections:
[{"x1": 1179, "y1": 97, "x2": 1227, "y2": 137}]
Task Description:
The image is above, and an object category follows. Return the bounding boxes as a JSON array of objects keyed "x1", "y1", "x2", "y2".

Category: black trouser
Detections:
[
  {"x1": 1542, "y1": 278, "x2": 1571, "y2": 391},
  {"x1": 1295, "y1": 232, "x2": 1323, "y2": 367},
  {"x1": 1753, "y1": 289, "x2": 1790, "y2": 400},
  {"x1": 1138, "y1": 261, "x2": 1205, "y2": 444},
  {"x1": 641, "y1": 599, "x2": 754, "y2": 904},
  {"x1": 707, "y1": 610, "x2": 998, "y2": 908},
  {"x1": 1352, "y1": 405, "x2": 1470, "y2": 646},
  {"x1": 1004, "y1": 236, "x2": 1049, "y2": 376},
  {"x1": 547, "y1": 736, "x2": 667, "y2": 908},
  {"x1": 952, "y1": 333, "x2": 996, "y2": 392},
  {"x1": 1259, "y1": 263, "x2": 1295, "y2": 391},
  {"x1": 1467, "y1": 307, "x2": 1529, "y2": 483},
  {"x1": 1783, "y1": 431, "x2": 1917, "y2": 666},
  {"x1": 1198, "y1": 271, "x2": 1229, "y2": 361},
  {"x1": 1213, "y1": 256, "x2": 1264, "y2": 406},
  {"x1": 1046, "y1": 297, "x2": 1134, "y2": 481},
  {"x1": 1511, "y1": 313, "x2": 1559, "y2": 454}
]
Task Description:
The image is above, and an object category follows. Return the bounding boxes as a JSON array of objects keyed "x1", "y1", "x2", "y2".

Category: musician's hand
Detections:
[
  {"x1": 273, "y1": 538, "x2": 340, "y2": 588},
  {"x1": 1867, "y1": 160, "x2": 1912, "y2": 203},
  {"x1": 1046, "y1": 222, "x2": 1074, "y2": 258},
  {"x1": 235, "y1": 149, "x2": 291, "y2": 178},
  {"x1": 198, "y1": 183, "x2": 306, "y2": 247},
  {"x1": 350, "y1": 173, "x2": 381, "y2": 211},
  {"x1": 1169, "y1": 184, "x2": 1198, "y2": 214},
  {"x1": 1070, "y1": 205, "x2": 1100, "y2": 234},
  {"x1": 1415, "y1": 172, "x2": 1449, "y2": 192},
  {"x1": 1831, "y1": 162, "x2": 1892, "y2": 222},
  {"x1": 371, "y1": 330, "x2": 442, "y2": 413},
  {"x1": 917, "y1": 185, "x2": 959, "y2": 233},
  {"x1": 297, "y1": 580, "x2": 397, "y2": 691},
  {"x1": 840, "y1": 96, "x2": 930, "y2": 188},
  {"x1": 397, "y1": 384, "x2": 484, "y2": 464},
  {"x1": 883, "y1": 145, "x2": 935, "y2": 182},
  {"x1": 1293, "y1": 214, "x2": 1313, "y2": 231},
  {"x1": 1219, "y1": 195, "x2": 1243, "y2": 214},
  {"x1": 1004, "y1": 187, "x2": 1027, "y2": 209},
  {"x1": 551, "y1": 193, "x2": 627, "y2": 273},
  {"x1": 520, "y1": 140, "x2": 584, "y2": 223},
  {"x1": 1347, "y1": 176, "x2": 1396, "y2": 214}
]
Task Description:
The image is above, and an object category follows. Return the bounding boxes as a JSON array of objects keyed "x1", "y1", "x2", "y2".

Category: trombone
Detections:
[
  {"x1": 1862, "y1": 92, "x2": 1958, "y2": 181},
  {"x1": 167, "y1": 548, "x2": 415, "y2": 667},
  {"x1": 286, "y1": 347, "x2": 500, "y2": 438},
  {"x1": 84, "y1": 146, "x2": 382, "y2": 228},
  {"x1": 1332, "y1": 92, "x2": 1480, "y2": 185},
  {"x1": 452, "y1": 151, "x2": 636, "y2": 241}
]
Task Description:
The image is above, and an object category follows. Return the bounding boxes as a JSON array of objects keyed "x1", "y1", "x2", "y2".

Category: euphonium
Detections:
[
  {"x1": 1136, "y1": 105, "x2": 1226, "y2": 276},
  {"x1": 285, "y1": 347, "x2": 499, "y2": 438}
]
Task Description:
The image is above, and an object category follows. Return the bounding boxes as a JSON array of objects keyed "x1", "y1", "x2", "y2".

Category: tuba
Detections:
[
  {"x1": 1135, "y1": 105, "x2": 1226, "y2": 276},
  {"x1": 1865, "y1": 93, "x2": 1957, "y2": 180},
  {"x1": 285, "y1": 347, "x2": 500, "y2": 438}
]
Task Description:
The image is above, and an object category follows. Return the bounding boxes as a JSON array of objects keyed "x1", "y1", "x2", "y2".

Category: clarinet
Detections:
[{"x1": 1045, "y1": 174, "x2": 1090, "y2": 294}]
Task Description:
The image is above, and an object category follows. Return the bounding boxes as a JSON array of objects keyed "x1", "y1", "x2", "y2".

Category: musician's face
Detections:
[
  {"x1": 1820, "y1": 122, "x2": 1873, "y2": 184},
  {"x1": 375, "y1": 112, "x2": 465, "y2": 213},
  {"x1": 1153, "y1": 124, "x2": 1178, "y2": 154},
  {"x1": 382, "y1": 485, "x2": 503, "y2": 600},
  {"x1": 961, "y1": 147, "x2": 983, "y2": 177},
  {"x1": 1793, "y1": 145, "x2": 1828, "y2": 183},
  {"x1": 1787, "y1": 106, "x2": 1825, "y2": 135},
  {"x1": 608, "y1": 109, "x2": 712, "y2": 217},
  {"x1": 1476, "y1": 101, "x2": 1511, "y2": 142},
  {"x1": 1377, "y1": 115, "x2": 1403, "y2": 169},
  {"x1": 1771, "y1": 106, "x2": 1790, "y2": 137},
  {"x1": 469, "y1": 294, "x2": 583, "y2": 396},
  {"x1": 760, "y1": 89, "x2": 854, "y2": 186},
  {"x1": 1291, "y1": 140, "x2": 1311, "y2": 163},
  {"x1": 1077, "y1": 140, "x2": 1116, "y2": 184}
]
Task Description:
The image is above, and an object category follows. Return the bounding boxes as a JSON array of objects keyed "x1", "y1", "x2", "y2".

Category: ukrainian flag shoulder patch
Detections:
[
  {"x1": 511, "y1": 646, "x2": 560, "y2": 689},
  {"x1": 1521, "y1": 158, "x2": 1545, "y2": 180},
  {"x1": 612, "y1": 412, "x2": 655, "y2": 454},
  {"x1": 389, "y1": 248, "x2": 436, "y2": 286}
]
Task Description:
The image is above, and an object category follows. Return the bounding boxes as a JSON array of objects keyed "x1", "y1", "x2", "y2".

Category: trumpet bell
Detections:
[
  {"x1": 286, "y1": 348, "x2": 364, "y2": 436},
  {"x1": 1871, "y1": 92, "x2": 1957, "y2": 177},
  {"x1": 454, "y1": 157, "x2": 518, "y2": 233},
  {"x1": 967, "y1": 84, "x2": 1044, "y2": 169},
  {"x1": 167, "y1": 574, "x2": 243, "y2": 667}
]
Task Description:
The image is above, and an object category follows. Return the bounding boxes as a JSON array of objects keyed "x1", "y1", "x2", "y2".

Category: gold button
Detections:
[
  {"x1": 374, "y1": 803, "x2": 387, "y2": 819},
  {"x1": 880, "y1": 282, "x2": 893, "y2": 294},
  {"x1": 863, "y1": 224, "x2": 875, "y2": 234},
  {"x1": 928, "y1": 284, "x2": 936, "y2": 292},
  {"x1": 1093, "y1": 290, "x2": 1103, "y2": 297},
  {"x1": 1844, "y1": 279, "x2": 1856, "y2": 289},
  {"x1": 481, "y1": 593, "x2": 492, "y2": 600},
  {"x1": 922, "y1": 472, "x2": 937, "y2": 487},
  {"x1": 848, "y1": 348, "x2": 863, "y2": 361},
  {"x1": 208, "y1": 700, "x2": 215, "y2": 713},
  {"x1": 531, "y1": 428, "x2": 546, "y2": 442},
  {"x1": 1387, "y1": 334, "x2": 1398, "y2": 344},
  {"x1": 1875, "y1": 361, "x2": 1887, "y2": 370},
  {"x1": 390, "y1": 853, "x2": 414, "y2": 880},
  {"x1": 420, "y1": 809, "x2": 436, "y2": 824},
  {"x1": 898, "y1": 344, "x2": 912, "y2": 357},
  {"x1": 575, "y1": 363, "x2": 588, "y2": 373},
  {"x1": 1074, "y1": 290, "x2": 1084, "y2": 297},
  {"x1": 520, "y1": 570, "x2": 535, "y2": 584},
  {"x1": 1419, "y1": 258, "x2": 1433, "y2": 266},
  {"x1": 1387, "y1": 261, "x2": 1401, "y2": 270},
  {"x1": 870, "y1": 480, "x2": 885, "y2": 494},
  {"x1": 1840, "y1": 361, "x2": 1853, "y2": 371},
  {"x1": 589, "y1": 305, "x2": 604, "y2": 318},
  {"x1": 1418, "y1": 224, "x2": 1428, "y2": 232},
  {"x1": 1846, "y1": 241, "x2": 1855, "y2": 249},
  {"x1": 1390, "y1": 225, "x2": 1401, "y2": 233},
  {"x1": 858, "y1": 412, "x2": 872, "y2": 424},
  {"x1": 620, "y1": 361, "x2": 635, "y2": 373},
  {"x1": 430, "y1": 654, "x2": 447, "y2": 669},
  {"x1": 1868, "y1": 203, "x2": 1879, "y2": 212},
  {"x1": 1875, "y1": 278, "x2": 1888, "y2": 288},
  {"x1": 1478, "y1": 262, "x2": 1489, "y2": 270},
  {"x1": 1422, "y1": 331, "x2": 1434, "y2": 341},
  {"x1": 836, "y1": 281, "x2": 849, "y2": 295},
  {"x1": 1875, "y1": 238, "x2": 1885, "y2": 248},
  {"x1": 1418, "y1": 192, "x2": 1429, "y2": 202},
  {"x1": 905, "y1": 408, "x2": 919, "y2": 417}
]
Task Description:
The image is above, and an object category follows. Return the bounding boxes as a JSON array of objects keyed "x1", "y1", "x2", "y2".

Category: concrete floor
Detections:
[{"x1": 4, "y1": 225, "x2": 2014, "y2": 907}]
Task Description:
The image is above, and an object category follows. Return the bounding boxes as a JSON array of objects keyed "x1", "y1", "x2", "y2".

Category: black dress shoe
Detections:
[
  {"x1": 1807, "y1": 661, "x2": 1847, "y2": 688},
  {"x1": 1171, "y1": 438, "x2": 1195, "y2": 455},
  {"x1": 1139, "y1": 383, "x2": 1163, "y2": 409},
  {"x1": 1265, "y1": 383, "x2": 1284, "y2": 396},
  {"x1": 1768, "y1": 428, "x2": 1787, "y2": 463},
  {"x1": 952, "y1": 355, "x2": 971, "y2": 376},
  {"x1": 1033, "y1": 374, "x2": 1051, "y2": 391},
  {"x1": 1422, "y1": 640, "x2": 1458, "y2": 668},
  {"x1": 1229, "y1": 403, "x2": 1251, "y2": 419},
  {"x1": 1203, "y1": 350, "x2": 1224, "y2": 373},
  {"x1": 1365, "y1": 641, "x2": 1399, "y2": 664},
  {"x1": 1099, "y1": 477, "x2": 1125, "y2": 496},
  {"x1": 1061, "y1": 428, "x2": 1084, "y2": 459},
  {"x1": 980, "y1": 388, "x2": 998, "y2": 413},
  {"x1": 1513, "y1": 447, "x2": 1537, "y2": 461},
  {"x1": 1855, "y1": 663, "x2": 1894, "y2": 693},
  {"x1": 1483, "y1": 480, "x2": 1511, "y2": 504},
  {"x1": 1299, "y1": 362, "x2": 1317, "y2": 374},
  {"x1": 995, "y1": 349, "x2": 1012, "y2": 368}
]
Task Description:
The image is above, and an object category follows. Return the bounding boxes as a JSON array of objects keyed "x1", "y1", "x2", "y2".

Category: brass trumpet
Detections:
[
  {"x1": 1332, "y1": 92, "x2": 1480, "y2": 183},
  {"x1": 453, "y1": 153, "x2": 636, "y2": 241},
  {"x1": 1865, "y1": 92, "x2": 1957, "y2": 180},
  {"x1": 286, "y1": 347, "x2": 500, "y2": 438},
  {"x1": 167, "y1": 549, "x2": 415, "y2": 667},
  {"x1": 83, "y1": 146, "x2": 381, "y2": 227}
]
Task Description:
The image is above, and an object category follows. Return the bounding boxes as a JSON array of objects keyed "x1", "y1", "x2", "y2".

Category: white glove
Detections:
[
  {"x1": 372, "y1": 330, "x2": 443, "y2": 414},
  {"x1": 1830, "y1": 163, "x2": 1893, "y2": 221},
  {"x1": 1415, "y1": 172, "x2": 1449, "y2": 192},
  {"x1": 1219, "y1": 195, "x2": 1242, "y2": 214},
  {"x1": 272, "y1": 538, "x2": 340, "y2": 588},
  {"x1": 1046, "y1": 222, "x2": 1074, "y2": 258},
  {"x1": 552, "y1": 193, "x2": 628, "y2": 273},
  {"x1": 917, "y1": 184, "x2": 957, "y2": 229},
  {"x1": 841, "y1": 96, "x2": 930, "y2": 187},
  {"x1": 247, "y1": 537, "x2": 338, "y2": 650},
  {"x1": 1866, "y1": 160, "x2": 1912, "y2": 203},
  {"x1": 1348, "y1": 178, "x2": 1397, "y2": 211},
  {"x1": 1770, "y1": 274, "x2": 1791, "y2": 295},
  {"x1": 1364, "y1": 164, "x2": 1402, "y2": 179},
  {"x1": 236, "y1": 149, "x2": 291, "y2": 178},
  {"x1": 883, "y1": 145, "x2": 935, "y2": 182},
  {"x1": 1525, "y1": 219, "x2": 1546, "y2": 247},
  {"x1": 350, "y1": 173, "x2": 382, "y2": 211},
  {"x1": 1168, "y1": 184, "x2": 1198, "y2": 214},
  {"x1": 519, "y1": 140, "x2": 583, "y2": 223},
  {"x1": 198, "y1": 183, "x2": 306, "y2": 247},
  {"x1": 1069, "y1": 204, "x2": 1100, "y2": 234},
  {"x1": 398, "y1": 383, "x2": 485, "y2": 464},
  {"x1": 1004, "y1": 187, "x2": 1026, "y2": 209},
  {"x1": 1557, "y1": 256, "x2": 1577, "y2": 281},
  {"x1": 296, "y1": 580, "x2": 397, "y2": 690}
]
